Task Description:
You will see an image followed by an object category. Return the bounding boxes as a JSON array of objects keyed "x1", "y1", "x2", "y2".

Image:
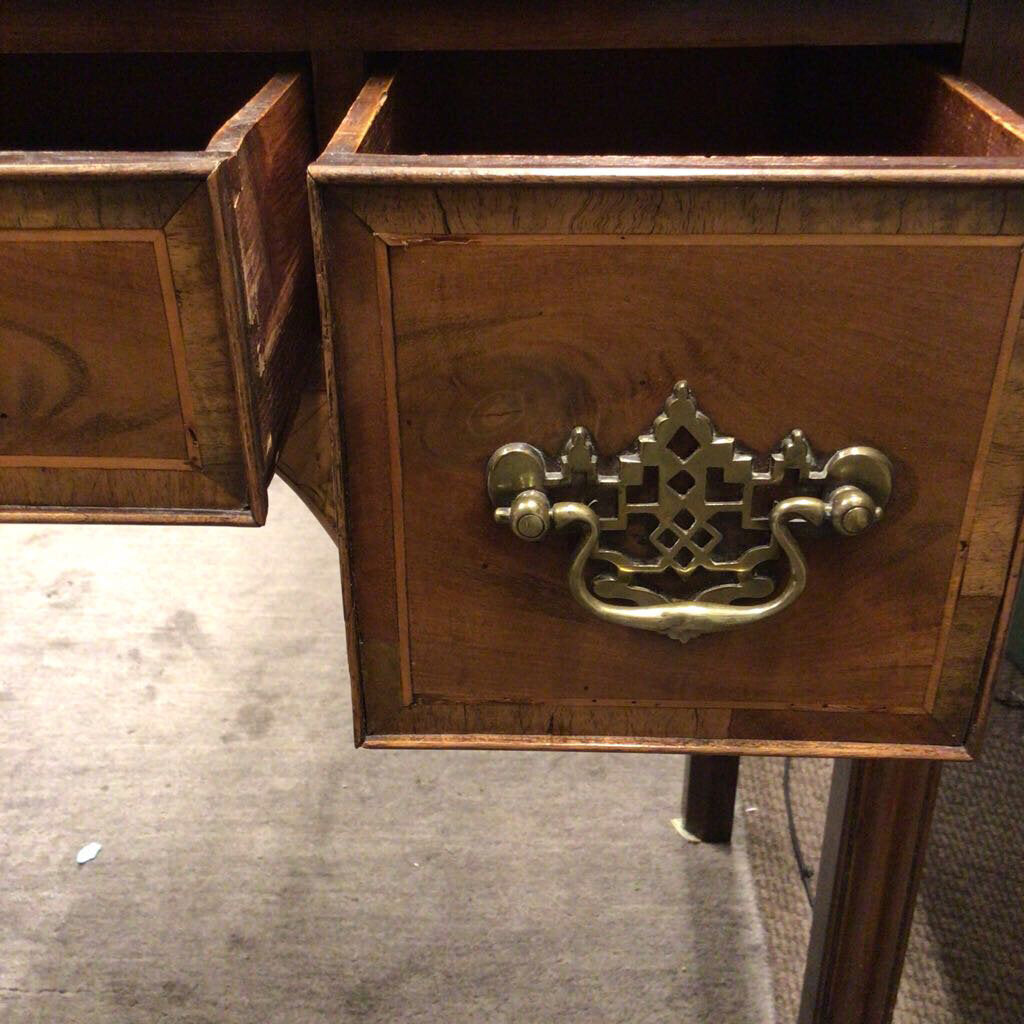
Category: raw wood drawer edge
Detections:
[
  {"x1": 310, "y1": 159, "x2": 1024, "y2": 187},
  {"x1": 362, "y1": 735, "x2": 973, "y2": 760}
]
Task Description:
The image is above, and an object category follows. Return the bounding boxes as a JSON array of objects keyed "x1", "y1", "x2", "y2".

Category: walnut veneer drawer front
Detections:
[
  {"x1": 0, "y1": 56, "x2": 317, "y2": 524},
  {"x1": 311, "y1": 51, "x2": 1024, "y2": 757}
]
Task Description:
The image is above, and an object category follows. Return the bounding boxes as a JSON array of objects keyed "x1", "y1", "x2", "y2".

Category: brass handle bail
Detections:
[{"x1": 486, "y1": 382, "x2": 892, "y2": 645}]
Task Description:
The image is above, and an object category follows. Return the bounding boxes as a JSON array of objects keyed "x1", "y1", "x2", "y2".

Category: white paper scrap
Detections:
[{"x1": 76, "y1": 842, "x2": 102, "y2": 865}]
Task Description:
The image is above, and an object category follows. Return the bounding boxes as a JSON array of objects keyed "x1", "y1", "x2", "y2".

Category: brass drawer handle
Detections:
[{"x1": 486, "y1": 382, "x2": 892, "y2": 644}]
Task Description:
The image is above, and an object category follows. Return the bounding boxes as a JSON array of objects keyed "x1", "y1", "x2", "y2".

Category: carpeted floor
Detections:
[
  {"x1": 2, "y1": 477, "x2": 1022, "y2": 1022},
  {"x1": 1, "y1": 480, "x2": 774, "y2": 1023},
  {"x1": 738, "y1": 667, "x2": 1024, "y2": 1024}
]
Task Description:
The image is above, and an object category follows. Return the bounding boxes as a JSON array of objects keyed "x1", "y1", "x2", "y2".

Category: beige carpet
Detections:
[
  {"x1": 2, "y1": 476, "x2": 1022, "y2": 1022},
  {"x1": 739, "y1": 666, "x2": 1024, "y2": 1023},
  {"x1": 1, "y1": 479, "x2": 775, "y2": 1023}
]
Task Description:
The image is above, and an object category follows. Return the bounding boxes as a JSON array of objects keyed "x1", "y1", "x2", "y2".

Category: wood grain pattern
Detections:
[
  {"x1": 924, "y1": 253, "x2": 1024, "y2": 723},
  {"x1": 0, "y1": 466, "x2": 247, "y2": 518},
  {"x1": 161, "y1": 181, "x2": 247, "y2": 507},
  {"x1": 959, "y1": 300, "x2": 1024, "y2": 752},
  {"x1": 967, "y1": 509, "x2": 1024, "y2": 753},
  {"x1": 362, "y1": 730, "x2": 967, "y2": 760},
  {"x1": 390, "y1": 238, "x2": 1018, "y2": 714},
  {"x1": 319, "y1": 200, "x2": 398, "y2": 745},
  {"x1": 0, "y1": 233, "x2": 191, "y2": 466},
  {"x1": 324, "y1": 182, "x2": 1024, "y2": 237},
  {"x1": 0, "y1": 179, "x2": 197, "y2": 230},
  {"x1": 326, "y1": 69, "x2": 397, "y2": 155},
  {"x1": 317, "y1": 198, "x2": 1024, "y2": 753},
  {"x1": 275, "y1": 379, "x2": 339, "y2": 535},
  {"x1": 373, "y1": 237, "x2": 414, "y2": 706},
  {"x1": 0, "y1": 187, "x2": 249, "y2": 517},
  {"x1": 309, "y1": 180, "x2": 363, "y2": 741},
  {"x1": 207, "y1": 71, "x2": 319, "y2": 523},
  {"x1": 0, "y1": 154, "x2": 221, "y2": 178}
]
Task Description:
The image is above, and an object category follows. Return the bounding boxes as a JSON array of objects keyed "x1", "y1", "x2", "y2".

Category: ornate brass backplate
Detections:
[{"x1": 486, "y1": 382, "x2": 892, "y2": 643}]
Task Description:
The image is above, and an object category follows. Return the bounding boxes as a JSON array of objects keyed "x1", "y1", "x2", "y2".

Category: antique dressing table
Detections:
[{"x1": 4, "y1": 3, "x2": 1024, "y2": 1021}]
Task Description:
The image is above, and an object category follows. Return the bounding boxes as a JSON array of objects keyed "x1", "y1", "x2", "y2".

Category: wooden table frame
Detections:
[{"x1": 5, "y1": 4, "x2": 1022, "y2": 1021}]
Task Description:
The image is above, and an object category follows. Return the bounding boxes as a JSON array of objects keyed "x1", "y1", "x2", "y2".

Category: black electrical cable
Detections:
[{"x1": 783, "y1": 757, "x2": 815, "y2": 909}]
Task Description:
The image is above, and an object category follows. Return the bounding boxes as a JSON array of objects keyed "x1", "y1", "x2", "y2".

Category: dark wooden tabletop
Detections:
[{"x1": 1, "y1": 1, "x2": 967, "y2": 53}]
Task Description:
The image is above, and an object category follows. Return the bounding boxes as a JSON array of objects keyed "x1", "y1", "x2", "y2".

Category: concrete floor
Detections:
[{"x1": 1, "y1": 479, "x2": 776, "y2": 1023}]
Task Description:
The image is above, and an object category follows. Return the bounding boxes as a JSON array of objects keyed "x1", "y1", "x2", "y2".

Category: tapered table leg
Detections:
[
  {"x1": 798, "y1": 758, "x2": 941, "y2": 1024},
  {"x1": 683, "y1": 753, "x2": 740, "y2": 844}
]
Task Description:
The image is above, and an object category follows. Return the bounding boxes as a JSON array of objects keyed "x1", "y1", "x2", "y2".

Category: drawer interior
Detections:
[
  {"x1": 340, "y1": 48, "x2": 1024, "y2": 158},
  {"x1": 0, "y1": 54, "x2": 285, "y2": 152}
]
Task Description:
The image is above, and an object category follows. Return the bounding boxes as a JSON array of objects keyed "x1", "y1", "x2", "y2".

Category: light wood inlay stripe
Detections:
[
  {"x1": 376, "y1": 237, "x2": 415, "y2": 707},
  {"x1": 0, "y1": 455, "x2": 192, "y2": 471},
  {"x1": 152, "y1": 230, "x2": 202, "y2": 466},
  {"x1": 377, "y1": 233, "x2": 1024, "y2": 247}
]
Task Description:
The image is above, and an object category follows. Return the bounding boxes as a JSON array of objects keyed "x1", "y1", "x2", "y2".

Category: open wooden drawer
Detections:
[
  {"x1": 310, "y1": 49, "x2": 1024, "y2": 757},
  {"x1": 0, "y1": 55, "x2": 317, "y2": 524}
]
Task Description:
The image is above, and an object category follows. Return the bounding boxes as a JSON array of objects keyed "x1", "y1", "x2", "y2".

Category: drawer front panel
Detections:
[
  {"x1": 0, "y1": 234, "x2": 193, "y2": 466},
  {"x1": 0, "y1": 182, "x2": 249, "y2": 521},
  {"x1": 391, "y1": 238, "x2": 1019, "y2": 713},
  {"x1": 316, "y1": 182, "x2": 1024, "y2": 755}
]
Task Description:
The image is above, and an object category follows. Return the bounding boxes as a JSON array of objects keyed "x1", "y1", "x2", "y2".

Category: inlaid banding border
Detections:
[{"x1": 371, "y1": 233, "x2": 1024, "y2": 725}]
